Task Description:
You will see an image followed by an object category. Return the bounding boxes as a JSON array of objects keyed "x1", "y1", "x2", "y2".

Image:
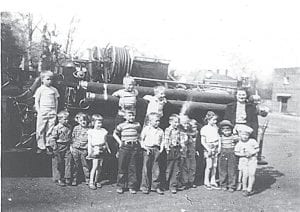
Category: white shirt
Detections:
[
  {"x1": 34, "y1": 85, "x2": 60, "y2": 110},
  {"x1": 236, "y1": 102, "x2": 247, "y2": 124},
  {"x1": 87, "y1": 128, "x2": 108, "y2": 146},
  {"x1": 200, "y1": 124, "x2": 220, "y2": 144},
  {"x1": 143, "y1": 95, "x2": 167, "y2": 117},
  {"x1": 140, "y1": 126, "x2": 164, "y2": 147}
]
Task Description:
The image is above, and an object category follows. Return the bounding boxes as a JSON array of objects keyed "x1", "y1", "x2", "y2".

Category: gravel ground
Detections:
[{"x1": 2, "y1": 113, "x2": 300, "y2": 212}]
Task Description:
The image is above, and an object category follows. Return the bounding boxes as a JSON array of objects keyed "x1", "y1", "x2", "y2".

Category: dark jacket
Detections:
[{"x1": 223, "y1": 102, "x2": 258, "y2": 139}]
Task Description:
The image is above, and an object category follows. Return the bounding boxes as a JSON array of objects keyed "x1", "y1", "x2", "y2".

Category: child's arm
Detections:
[
  {"x1": 113, "y1": 128, "x2": 123, "y2": 147},
  {"x1": 104, "y1": 134, "x2": 111, "y2": 154},
  {"x1": 112, "y1": 90, "x2": 120, "y2": 97},
  {"x1": 234, "y1": 143, "x2": 245, "y2": 157},
  {"x1": 217, "y1": 138, "x2": 222, "y2": 154},
  {"x1": 201, "y1": 136, "x2": 211, "y2": 152},
  {"x1": 49, "y1": 126, "x2": 58, "y2": 150},
  {"x1": 159, "y1": 132, "x2": 165, "y2": 153},
  {"x1": 34, "y1": 88, "x2": 41, "y2": 113},
  {"x1": 87, "y1": 132, "x2": 93, "y2": 157}
]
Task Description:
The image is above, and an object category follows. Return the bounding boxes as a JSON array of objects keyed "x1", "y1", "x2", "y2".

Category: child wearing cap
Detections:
[
  {"x1": 112, "y1": 76, "x2": 138, "y2": 126},
  {"x1": 86, "y1": 114, "x2": 111, "y2": 190},
  {"x1": 200, "y1": 111, "x2": 221, "y2": 190},
  {"x1": 48, "y1": 110, "x2": 72, "y2": 187},
  {"x1": 113, "y1": 110, "x2": 142, "y2": 194},
  {"x1": 234, "y1": 125, "x2": 259, "y2": 196},
  {"x1": 218, "y1": 120, "x2": 239, "y2": 192}
]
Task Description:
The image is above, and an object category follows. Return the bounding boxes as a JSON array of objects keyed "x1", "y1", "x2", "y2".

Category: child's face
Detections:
[
  {"x1": 221, "y1": 126, "x2": 232, "y2": 137},
  {"x1": 149, "y1": 116, "x2": 160, "y2": 128},
  {"x1": 124, "y1": 81, "x2": 134, "y2": 92},
  {"x1": 155, "y1": 90, "x2": 166, "y2": 100},
  {"x1": 170, "y1": 118, "x2": 179, "y2": 129},
  {"x1": 240, "y1": 132, "x2": 250, "y2": 142},
  {"x1": 94, "y1": 119, "x2": 103, "y2": 129},
  {"x1": 78, "y1": 116, "x2": 88, "y2": 128},
  {"x1": 42, "y1": 76, "x2": 52, "y2": 86},
  {"x1": 181, "y1": 119, "x2": 190, "y2": 130},
  {"x1": 191, "y1": 124, "x2": 198, "y2": 132},
  {"x1": 59, "y1": 117, "x2": 68, "y2": 125},
  {"x1": 208, "y1": 116, "x2": 218, "y2": 126},
  {"x1": 236, "y1": 90, "x2": 247, "y2": 103},
  {"x1": 125, "y1": 113, "x2": 135, "y2": 123}
]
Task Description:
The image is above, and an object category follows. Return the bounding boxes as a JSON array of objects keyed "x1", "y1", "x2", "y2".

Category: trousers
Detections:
[
  {"x1": 54, "y1": 143, "x2": 72, "y2": 180},
  {"x1": 218, "y1": 148, "x2": 237, "y2": 188},
  {"x1": 117, "y1": 143, "x2": 140, "y2": 189},
  {"x1": 140, "y1": 147, "x2": 161, "y2": 190},
  {"x1": 71, "y1": 148, "x2": 90, "y2": 180},
  {"x1": 36, "y1": 109, "x2": 57, "y2": 149},
  {"x1": 166, "y1": 146, "x2": 181, "y2": 189},
  {"x1": 180, "y1": 147, "x2": 196, "y2": 185}
]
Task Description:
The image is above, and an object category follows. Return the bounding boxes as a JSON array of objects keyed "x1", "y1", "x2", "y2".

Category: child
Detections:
[
  {"x1": 218, "y1": 120, "x2": 238, "y2": 192},
  {"x1": 186, "y1": 119, "x2": 198, "y2": 188},
  {"x1": 234, "y1": 125, "x2": 259, "y2": 196},
  {"x1": 200, "y1": 111, "x2": 221, "y2": 190},
  {"x1": 178, "y1": 115, "x2": 191, "y2": 189},
  {"x1": 112, "y1": 76, "x2": 138, "y2": 125},
  {"x1": 86, "y1": 114, "x2": 111, "y2": 190},
  {"x1": 70, "y1": 112, "x2": 90, "y2": 186},
  {"x1": 49, "y1": 110, "x2": 71, "y2": 186},
  {"x1": 113, "y1": 110, "x2": 142, "y2": 194},
  {"x1": 143, "y1": 86, "x2": 167, "y2": 122},
  {"x1": 34, "y1": 70, "x2": 60, "y2": 153},
  {"x1": 140, "y1": 112, "x2": 165, "y2": 195},
  {"x1": 163, "y1": 114, "x2": 183, "y2": 194}
]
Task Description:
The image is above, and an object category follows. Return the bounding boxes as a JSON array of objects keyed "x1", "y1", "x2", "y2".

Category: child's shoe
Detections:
[
  {"x1": 85, "y1": 178, "x2": 90, "y2": 185},
  {"x1": 192, "y1": 184, "x2": 197, "y2": 188},
  {"x1": 89, "y1": 183, "x2": 97, "y2": 190},
  {"x1": 58, "y1": 180, "x2": 66, "y2": 187},
  {"x1": 170, "y1": 188, "x2": 177, "y2": 194},
  {"x1": 156, "y1": 188, "x2": 164, "y2": 195},
  {"x1": 204, "y1": 184, "x2": 212, "y2": 190},
  {"x1": 96, "y1": 182, "x2": 102, "y2": 188},
  {"x1": 129, "y1": 189, "x2": 137, "y2": 194},
  {"x1": 141, "y1": 188, "x2": 149, "y2": 194},
  {"x1": 72, "y1": 179, "x2": 77, "y2": 186},
  {"x1": 117, "y1": 188, "x2": 124, "y2": 194},
  {"x1": 211, "y1": 183, "x2": 221, "y2": 190},
  {"x1": 242, "y1": 190, "x2": 248, "y2": 197},
  {"x1": 228, "y1": 188, "x2": 235, "y2": 193},
  {"x1": 221, "y1": 186, "x2": 228, "y2": 191},
  {"x1": 236, "y1": 182, "x2": 242, "y2": 191},
  {"x1": 65, "y1": 178, "x2": 71, "y2": 186}
]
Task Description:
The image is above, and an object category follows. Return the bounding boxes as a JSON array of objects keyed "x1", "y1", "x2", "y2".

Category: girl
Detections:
[
  {"x1": 200, "y1": 111, "x2": 221, "y2": 190},
  {"x1": 87, "y1": 114, "x2": 111, "y2": 190}
]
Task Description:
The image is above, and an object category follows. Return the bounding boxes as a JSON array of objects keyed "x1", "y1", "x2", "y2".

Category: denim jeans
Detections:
[
  {"x1": 218, "y1": 148, "x2": 237, "y2": 188},
  {"x1": 166, "y1": 146, "x2": 181, "y2": 189},
  {"x1": 54, "y1": 143, "x2": 72, "y2": 180},
  {"x1": 117, "y1": 143, "x2": 140, "y2": 189}
]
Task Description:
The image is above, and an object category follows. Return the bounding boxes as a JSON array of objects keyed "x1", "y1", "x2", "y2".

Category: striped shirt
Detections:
[
  {"x1": 114, "y1": 121, "x2": 141, "y2": 143},
  {"x1": 71, "y1": 125, "x2": 89, "y2": 149},
  {"x1": 112, "y1": 89, "x2": 138, "y2": 116},
  {"x1": 220, "y1": 135, "x2": 236, "y2": 149}
]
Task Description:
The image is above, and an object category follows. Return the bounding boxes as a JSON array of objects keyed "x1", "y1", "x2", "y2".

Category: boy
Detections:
[
  {"x1": 112, "y1": 76, "x2": 138, "y2": 125},
  {"x1": 34, "y1": 70, "x2": 60, "y2": 153},
  {"x1": 218, "y1": 120, "x2": 238, "y2": 192},
  {"x1": 113, "y1": 110, "x2": 141, "y2": 194},
  {"x1": 163, "y1": 114, "x2": 183, "y2": 194},
  {"x1": 70, "y1": 113, "x2": 90, "y2": 186},
  {"x1": 49, "y1": 110, "x2": 71, "y2": 186},
  {"x1": 234, "y1": 125, "x2": 259, "y2": 196},
  {"x1": 143, "y1": 86, "x2": 167, "y2": 121},
  {"x1": 140, "y1": 112, "x2": 165, "y2": 195}
]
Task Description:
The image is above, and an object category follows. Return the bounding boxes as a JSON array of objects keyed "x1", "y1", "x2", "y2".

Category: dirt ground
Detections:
[{"x1": 2, "y1": 113, "x2": 300, "y2": 212}]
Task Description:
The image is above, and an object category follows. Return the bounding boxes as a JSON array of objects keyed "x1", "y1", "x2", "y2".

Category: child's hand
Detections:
[
  {"x1": 159, "y1": 148, "x2": 164, "y2": 153},
  {"x1": 116, "y1": 151, "x2": 119, "y2": 158},
  {"x1": 196, "y1": 151, "x2": 200, "y2": 156},
  {"x1": 146, "y1": 148, "x2": 151, "y2": 155},
  {"x1": 107, "y1": 148, "x2": 111, "y2": 154}
]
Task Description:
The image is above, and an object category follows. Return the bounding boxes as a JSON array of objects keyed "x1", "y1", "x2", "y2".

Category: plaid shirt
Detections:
[
  {"x1": 49, "y1": 123, "x2": 71, "y2": 144},
  {"x1": 71, "y1": 125, "x2": 89, "y2": 149}
]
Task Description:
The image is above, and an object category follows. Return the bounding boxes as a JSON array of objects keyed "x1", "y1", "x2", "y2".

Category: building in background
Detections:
[{"x1": 271, "y1": 67, "x2": 300, "y2": 115}]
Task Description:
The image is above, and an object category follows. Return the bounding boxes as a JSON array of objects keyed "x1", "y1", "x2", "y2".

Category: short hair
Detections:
[
  {"x1": 190, "y1": 119, "x2": 198, "y2": 127},
  {"x1": 180, "y1": 115, "x2": 190, "y2": 124},
  {"x1": 147, "y1": 112, "x2": 160, "y2": 121},
  {"x1": 124, "y1": 110, "x2": 135, "y2": 116},
  {"x1": 57, "y1": 110, "x2": 69, "y2": 120},
  {"x1": 235, "y1": 88, "x2": 250, "y2": 100},
  {"x1": 75, "y1": 112, "x2": 90, "y2": 123},
  {"x1": 204, "y1": 111, "x2": 217, "y2": 123},
  {"x1": 123, "y1": 76, "x2": 135, "y2": 85},
  {"x1": 169, "y1": 114, "x2": 179, "y2": 122},
  {"x1": 40, "y1": 70, "x2": 54, "y2": 79},
  {"x1": 91, "y1": 114, "x2": 103, "y2": 122},
  {"x1": 154, "y1": 86, "x2": 166, "y2": 95}
]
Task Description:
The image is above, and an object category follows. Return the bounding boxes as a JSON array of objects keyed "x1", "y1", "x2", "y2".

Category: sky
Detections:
[{"x1": 2, "y1": 0, "x2": 300, "y2": 81}]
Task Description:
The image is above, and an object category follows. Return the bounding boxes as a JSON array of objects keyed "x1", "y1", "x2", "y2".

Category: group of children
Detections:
[{"x1": 35, "y1": 71, "x2": 259, "y2": 197}]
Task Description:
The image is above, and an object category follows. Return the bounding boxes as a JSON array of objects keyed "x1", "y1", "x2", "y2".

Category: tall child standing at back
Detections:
[
  {"x1": 112, "y1": 76, "x2": 138, "y2": 125},
  {"x1": 34, "y1": 71, "x2": 60, "y2": 153},
  {"x1": 200, "y1": 111, "x2": 221, "y2": 190}
]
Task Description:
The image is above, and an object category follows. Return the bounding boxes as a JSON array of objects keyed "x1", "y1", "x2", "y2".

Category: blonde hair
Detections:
[
  {"x1": 40, "y1": 70, "x2": 54, "y2": 79},
  {"x1": 90, "y1": 114, "x2": 103, "y2": 127},
  {"x1": 123, "y1": 76, "x2": 135, "y2": 85},
  {"x1": 75, "y1": 112, "x2": 90, "y2": 123},
  {"x1": 154, "y1": 86, "x2": 166, "y2": 95},
  {"x1": 204, "y1": 111, "x2": 217, "y2": 123},
  {"x1": 169, "y1": 114, "x2": 179, "y2": 122},
  {"x1": 147, "y1": 112, "x2": 160, "y2": 121},
  {"x1": 57, "y1": 110, "x2": 69, "y2": 120}
]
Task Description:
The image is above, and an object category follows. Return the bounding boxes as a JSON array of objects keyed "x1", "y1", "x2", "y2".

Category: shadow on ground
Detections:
[{"x1": 254, "y1": 166, "x2": 284, "y2": 194}]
